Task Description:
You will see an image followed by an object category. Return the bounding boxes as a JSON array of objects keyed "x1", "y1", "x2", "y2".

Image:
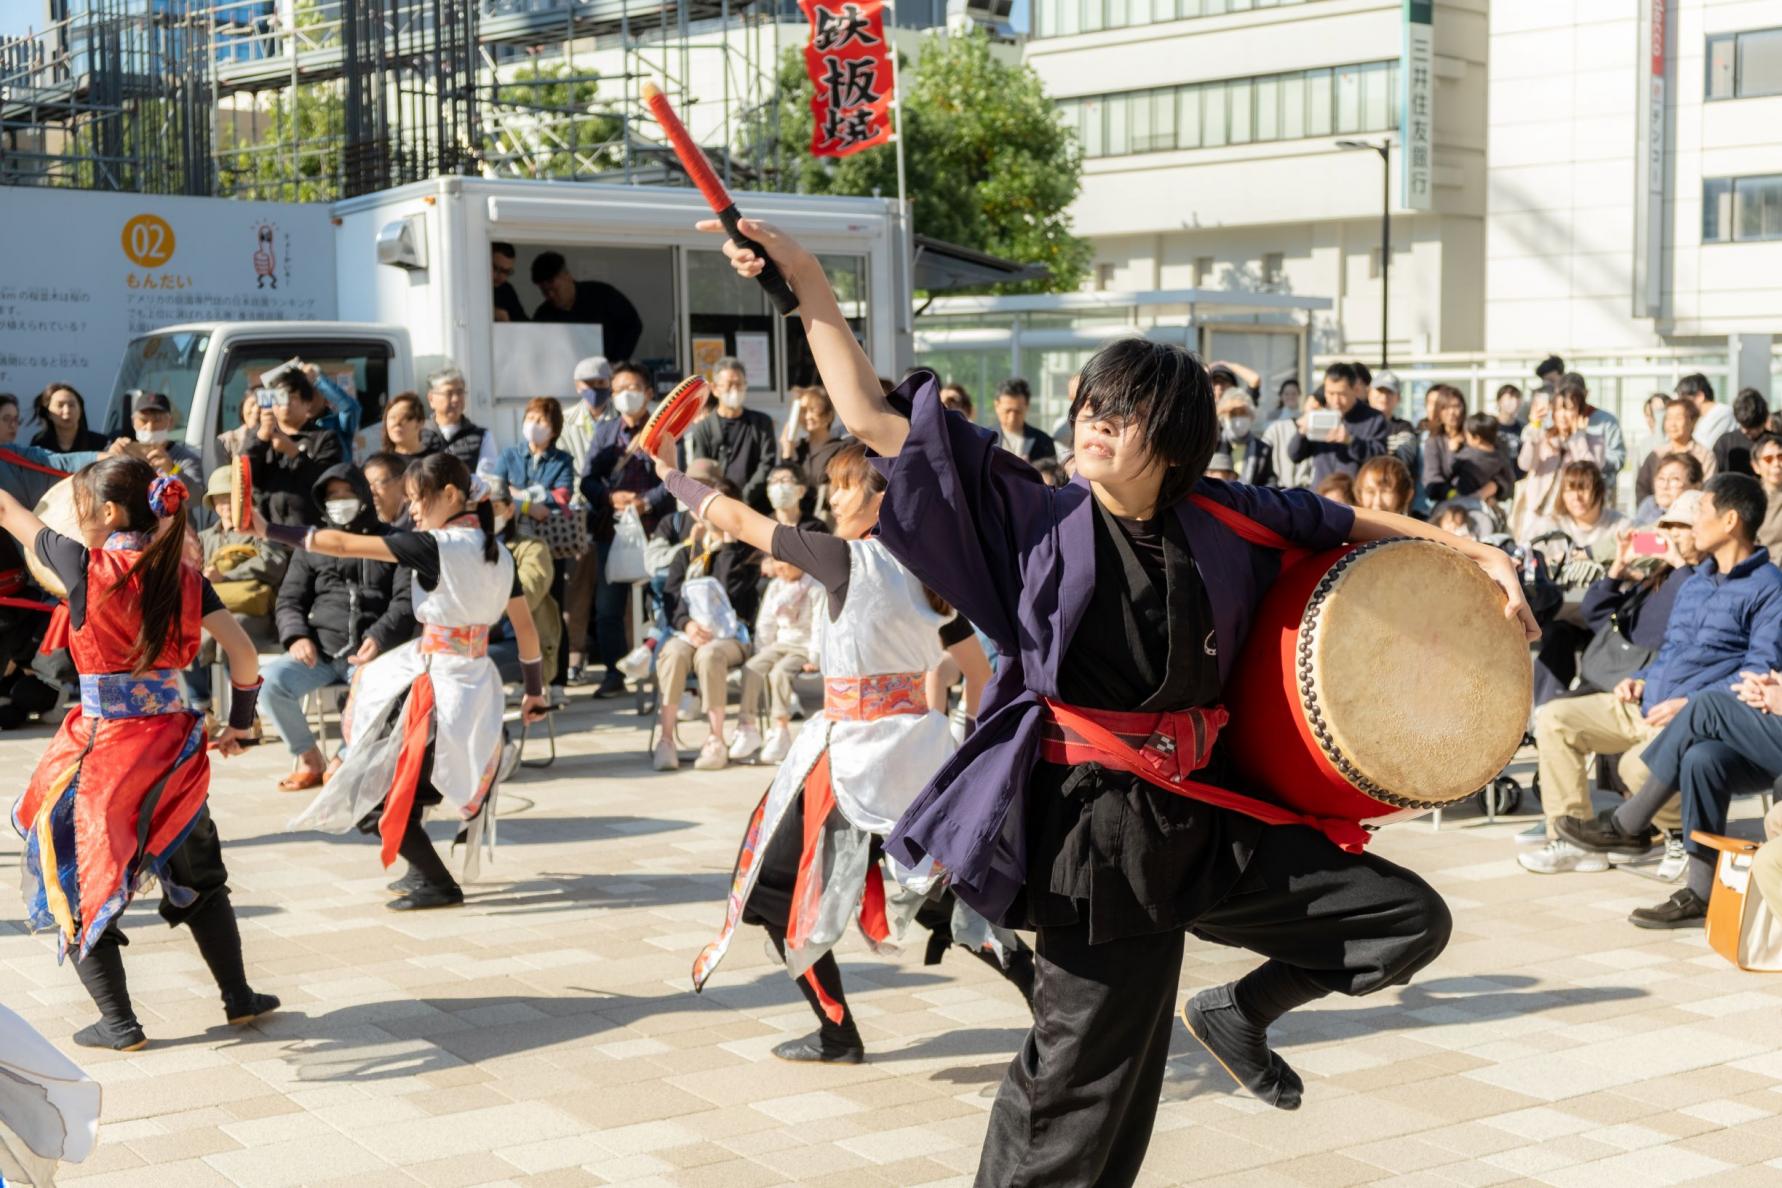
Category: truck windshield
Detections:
[{"x1": 109, "y1": 332, "x2": 210, "y2": 438}]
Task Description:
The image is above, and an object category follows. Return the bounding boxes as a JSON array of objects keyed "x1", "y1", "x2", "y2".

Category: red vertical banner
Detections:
[{"x1": 801, "y1": 0, "x2": 895, "y2": 158}]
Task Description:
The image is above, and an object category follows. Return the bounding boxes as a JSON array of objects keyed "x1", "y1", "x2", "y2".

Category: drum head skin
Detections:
[
  {"x1": 25, "y1": 479, "x2": 81, "y2": 598},
  {"x1": 1305, "y1": 538, "x2": 1531, "y2": 807},
  {"x1": 231, "y1": 455, "x2": 255, "y2": 533},
  {"x1": 633, "y1": 376, "x2": 709, "y2": 458}
]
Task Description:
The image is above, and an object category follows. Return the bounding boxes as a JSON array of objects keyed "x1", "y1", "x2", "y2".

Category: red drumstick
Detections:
[{"x1": 641, "y1": 81, "x2": 800, "y2": 316}]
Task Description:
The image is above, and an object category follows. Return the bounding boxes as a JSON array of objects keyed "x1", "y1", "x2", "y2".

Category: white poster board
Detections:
[
  {"x1": 490, "y1": 322, "x2": 604, "y2": 442},
  {"x1": 0, "y1": 188, "x2": 336, "y2": 412}
]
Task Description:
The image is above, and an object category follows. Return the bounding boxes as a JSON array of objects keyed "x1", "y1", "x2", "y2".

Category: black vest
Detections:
[{"x1": 422, "y1": 419, "x2": 487, "y2": 471}]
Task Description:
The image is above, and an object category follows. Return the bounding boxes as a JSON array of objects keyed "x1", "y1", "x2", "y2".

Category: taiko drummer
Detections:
[{"x1": 702, "y1": 217, "x2": 1540, "y2": 1186}]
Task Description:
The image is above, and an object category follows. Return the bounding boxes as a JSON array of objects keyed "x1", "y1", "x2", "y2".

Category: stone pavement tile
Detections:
[
  {"x1": 99, "y1": 1064, "x2": 279, "y2": 1122},
  {"x1": 408, "y1": 1083, "x2": 515, "y2": 1115},
  {"x1": 202, "y1": 1133, "x2": 387, "y2": 1188},
  {"x1": 1135, "y1": 1125, "x2": 1279, "y2": 1180},
  {"x1": 355, "y1": 1101, "x2": 586, "y2": 1165},
  {"x1": 307, "y1": 1172, "x2": 426, "y2": 1188},
  {"x1": 660, "y1": 1158, "x2": 786, "y2": 1187},
  {"x1": 556, "y1": 1079, "x2": 719, "y2": 1129},
  {"x1": 513, "y1": 1169, "x2": 604, "y2": 1187},
  {"x1": 1537, "y1": 1145, "x2": 1735, "y2": 1187},
  {"x1": 66, "y1": 1155, "x2": 235, "y2": 1187},
  {"x1": 1271, "y1": 1151, "x2": 1391, "y2": 1185},
  {"x1": 499, "y1": 1134, "x2": 618, "y2": 1174},
  {"x1": 747, "y1": 1138, "x2": 874, "y2": 1179},
  {"x1": 1342, "y1": 1135, "x2": 1470, "y2": 1174},
  {"x1": 1674, "y1": 1113, "x2": 1782, "y2": 1165},
  {"x1": 404, "y1": 1152, "x2": 528, "y2": 1187},
  {"x1": 1679, "y1": 1099, "x2": 1775, "y2": 1129}
]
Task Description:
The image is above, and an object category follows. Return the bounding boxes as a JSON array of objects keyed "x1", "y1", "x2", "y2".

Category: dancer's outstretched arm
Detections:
[
  {"x1": 0, "y1": 487, "x2": 47, "y2": 551},
  {"x1": 646, "y1": 431, "x2": 780, "y2": 554},
  {"x1": 698, "y1": 218, "x2": 908, "y2": 459}
]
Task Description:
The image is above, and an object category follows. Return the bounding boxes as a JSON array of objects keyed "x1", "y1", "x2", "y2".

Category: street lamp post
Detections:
[{"x1": 1337, "y1": 138, "x2": 1391, "y2": 371}]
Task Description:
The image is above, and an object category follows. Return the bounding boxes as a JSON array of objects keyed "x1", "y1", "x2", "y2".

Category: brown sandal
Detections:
[{"x1": 277, "y1": 769, "x2": 325, "y2": 792}]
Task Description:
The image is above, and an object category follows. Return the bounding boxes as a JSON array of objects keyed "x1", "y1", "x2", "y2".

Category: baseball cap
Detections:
[
  {"x1": 131, "y1": 389, "x2": 171, "y2": 415},
  {"x1": 1207, "y1": 365, "x2": 1239, "y2": 387},
  {"x1": 573, "y1": 356, "x2": 612, "y2": 384},
  {"x1": 1657, "y1": 490, "x2": 1702, "y2": 527},
  {"x1": 1371, "y1": 369, "x2": 1401, "y2": 395}
]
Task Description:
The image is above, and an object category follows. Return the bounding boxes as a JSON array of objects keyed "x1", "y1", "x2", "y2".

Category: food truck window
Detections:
[
  {"x1": 687, "y1": 248, "x2": 776, "y2": 393},
  {"x1": 214, "y1": 341, "x2": 392, "y2": 460},
  {"x1": 501, "y1": 244, "x2": 670, "y2": 368},
  {"x1": 785, "y1": 254, "x2": 869, "y2": 389}
]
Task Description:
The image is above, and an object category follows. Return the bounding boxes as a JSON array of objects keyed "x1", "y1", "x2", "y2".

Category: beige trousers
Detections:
[
  {"x1": 1534, "y1": 692, "x2": 1683, "y2": 836},
  {"x1": 740, "y1": 642, "x2": 811, "y2": 723},
  {"x1": 657, "y1": 636, "x2": 749, "y2": 714}
]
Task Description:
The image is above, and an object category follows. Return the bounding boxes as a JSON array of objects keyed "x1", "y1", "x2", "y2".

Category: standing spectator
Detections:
[
  {"x1": 1513, "y1": 383, "x2": 1603, "y2": 543},
  {"x1": 685, "y1": 357, "x2": 777, "y2": 513},
  {"x1": 1368, "y1": 371, "x2": 1421, "y2": 478},
  {"x1": 126, "y1": 390, "x2": 204, "y2": 504},
  {"x1": 1419, "y1": 386, "x2": 1469, "y2": 504},
  {"x1": 496, "y1": 397, "x2": 574, "y2": 519},
  {"x1": 529, "y1": 251, "x2": 643, "y2": 361},
  {"x1": 577, "y1": 361, "x2": 671, "y2": 695},
  {"x1": 1681, "y1": 373, "x2": 1734, "y2": 449},
  {"x1": 992, "y1": 378, "x2": 1056, "y2": 463},
  {"x1": 1289, "y1": 362, "x2": 1386, "y2": 483},
  {"x1": 261, "y1": 465, "x2": 415, "y2": 791},
  {"x1": 1353, "y1": 455, "x2": 1415, "y2": 515},
  {"x1": 1633, "y1": 452, "x2": 1705, "y2": 526},
  {"x1": 1713, "y1": 387, "x2": 1770, "y2": 477},
  {"x1": 244, "y1": 368, "x2": 345, "y2": 527},
  {"x1": 379, "y1": 392, "x2": 434, "y2": 459},
  {"x1": 939, "y1": 382, "x2": 973, "y2": 420},
  {"x1": 190, "y1": 467, "x2": 290, "y2": 722},
  {"x1": 1521, "y1": 473, "x2": 1782, "y2": 874},
  {"x1": 0, "y1": 393, "x2": 19, "y2": 445},
  {"x1": 30, "y1": 383, "x2": 108, "y2": 454},
  {"x1": 1314, "y1": 471, "x2": 1354, "y2": 505},
  {"x1": 1563, "y1": 373, "x2": 1626, "y2": 486},
  {"x1": 1535, "y1": 354, "x2": 1566, "y2": 396},
  {"x1": 305, "y1": 365, "x2": 362, "y2": 460},
  {"x1": 765, "y1": 463, "x2": 825, "y2": 532},
  {"x1": 1215, "y1": 390, "x2": 1273, "y2": 486},
  {"x1": 1551, "y1": 461, "x2": 1626, "y2": 560},
  {"x1": 490, "y1": 241, "x2": 529, "y2": 324},
  {"x1": 783, "y1": 387, "x2": 849, "y2": 516},
  {"x1": 730, "y1": 558, "x2": 819, "y2": 765},
  {"x1": 1451, "y1": 415, "x2": 1516, "y2": 503},
  {"x1": 420, "y1": 368, "x2": 499, "y2": 478},
  {"x1": 1263, "y1": 376, "x2": 1311, "y2": 488},
  {"x1": 1754, "y1": 433, "x2": 1782, "y2": 551},
  {"x1": 1633, "y1": 392, "x2": 1670, "y2": 469},
  {"x1": 1635, "y1": 399, "x2": 1715, "y2": 505},
  {"x1": 557, "y1": 355, "x2": 612, "y2": 481},
  {"x1": 1495, "y1": 383, "x2": 1527, "y2": 465}
]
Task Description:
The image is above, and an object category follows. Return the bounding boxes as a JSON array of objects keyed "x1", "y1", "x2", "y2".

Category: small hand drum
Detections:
[
  {"x1": 627, "y1": 376, "x2": 709, "y2": 459},
  {"x1": 25, "y1": 479, "x2": 82, "y2": 598},
  {"x1": 230, "y1": 454, "x2": 255, "y2": 533}
]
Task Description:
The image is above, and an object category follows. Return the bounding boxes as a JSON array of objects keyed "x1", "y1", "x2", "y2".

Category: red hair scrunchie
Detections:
[{"x1": 147, "y1": 474, "x2": 187, "y2": 519}]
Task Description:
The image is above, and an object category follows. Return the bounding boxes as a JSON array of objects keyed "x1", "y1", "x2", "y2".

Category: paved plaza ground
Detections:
[{"x1": 7, "y1": 694, "x2": 1782, "y2": 1188}]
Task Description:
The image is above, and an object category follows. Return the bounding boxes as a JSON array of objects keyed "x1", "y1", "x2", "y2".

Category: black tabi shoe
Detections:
[
  {"x1": 1554, "y1": 809, "x2": 1660, "y2": 856},
  {"x1": 386, "y1": 883, "x2": 465, "y2": 912},
  {"x1": 73, "y1": 1019, "x2": 147, "y2": 1052},
  {"x1": 386, "y1": 864, "x2": 426, "y2": 894},
  {"x1": 591, "y1": 674, "x2": 628, "y2": 700},
  {"x1": 1182, "y1": 985, "x2": 1304, "y2": 1111},
  {"x1": 225, "y1": 991, "x2": 281, "y2": 1026},
  {"x1": 1629, "y1": 888, "x2": 1708, "y2": 930},
  {"x1": 772, "y1": 1031, "x2": 865, "y2": 1065}
]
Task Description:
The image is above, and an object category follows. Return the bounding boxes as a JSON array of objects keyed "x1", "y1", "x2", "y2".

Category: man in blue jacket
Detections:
[{"x1": 1522, "y1": 472, "x2": 1782, "y2": 875}]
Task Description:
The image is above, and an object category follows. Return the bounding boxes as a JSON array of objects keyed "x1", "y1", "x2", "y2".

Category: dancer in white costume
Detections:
[
  {"x1": 260, "y1": 453, "x2": 548, "y2": 909},
  {"x1": 672, "y1": 437, "x2": 1033, "y2": 1064},
  {"x1": 0, "y1": 1003, "x2": 99, "y2": 1187}
]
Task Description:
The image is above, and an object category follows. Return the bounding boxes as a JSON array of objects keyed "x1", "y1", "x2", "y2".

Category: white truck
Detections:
[{"x1": 0, "y1": 178, "x2": 909, "y2": 469}]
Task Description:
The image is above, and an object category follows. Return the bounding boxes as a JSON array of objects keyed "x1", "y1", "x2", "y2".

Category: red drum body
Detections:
[{"x1": 1223, "y1": 538, "x2": 1531, "y2": 826}]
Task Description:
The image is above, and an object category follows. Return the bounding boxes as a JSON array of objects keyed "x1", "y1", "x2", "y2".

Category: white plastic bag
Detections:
[{"x1": 605, "y1": 505, "x2": 649, "y2": 583}]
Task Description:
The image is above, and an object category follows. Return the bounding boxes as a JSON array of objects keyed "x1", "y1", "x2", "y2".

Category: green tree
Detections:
[
  {"x1": 484, "y1": 63, "x2": 624, "y2": 179},
  {"x1": 763, "y1": 30, "x2": 1089, "y2": 293},
  {"x1": 215, "y1": 83, "x2": 346, "y2": 203}
]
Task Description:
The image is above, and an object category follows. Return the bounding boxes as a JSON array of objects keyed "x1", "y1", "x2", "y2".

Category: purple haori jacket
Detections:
[{"x1": 876, "y1": 373, "x2": 1356, "y2": 925}]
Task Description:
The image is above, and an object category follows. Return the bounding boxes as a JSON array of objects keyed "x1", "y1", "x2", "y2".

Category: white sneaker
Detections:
[
  {"x1": 652, "y1": 735, "x2": 679, "y2": 772},
  {"x1": 1517, "y1": 839, "x2": 1609, "y2": 874},
  {"x1": 694, "y1": 735, "x2": 728, "y2": 771},
  {"x1": 678, "y1": 692, "x2": 700, "y2": 723},
  {"x1": 728, "y1": 723, "x2": 762, "y2": 762},
  {"x1": 1515, "y1": 822, "x2": 1551, "y2": 850},
  {"x1": 759, "y1": 724, "x2": 792, "y2": 764},
  {"x1": 617, "y1": 643, "x2": 654, "y2": 682},
  {"x1": 1624, "y1": 832, "x2": 1688, "y2": 883}
]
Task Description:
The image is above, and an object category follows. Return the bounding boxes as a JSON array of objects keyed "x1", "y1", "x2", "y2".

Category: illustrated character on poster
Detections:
[{"x1": 253, "y1": 225, "x2": 277, "y2": 290}]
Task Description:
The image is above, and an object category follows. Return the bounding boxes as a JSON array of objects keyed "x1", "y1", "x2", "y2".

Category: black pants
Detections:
[{"x1": 975, "y1": 823, "x2": 1452, "y2": 1188}]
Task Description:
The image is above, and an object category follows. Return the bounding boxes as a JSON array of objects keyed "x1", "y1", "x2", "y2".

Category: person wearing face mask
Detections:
[
  {"x1": 764, "y1": 464, "x2": 825, "y2": 533},
  {"x1": 259, "y1": 465, "x2": 415, "y2": 792},
  {"x1": 685, "y1": 358, "x2": 779, "y2": 513},
  {"x1": 1215, "y1": 391, "x2": 1273, "y2": 487},
  {"x1": 418, "y1": 367, "x2": 500, "y2": 481},
  {"x1": 557, "y1": 356, "x2": 612, "y2": 485},
  {"x1": 245, "y1": 370, "x2": 346, "y2": 527},
  {"x1": 495, "y1": 397, "x2": 575, "y2": 524},
  {"x1": 575, "y1": 361, "x2": 672, "y2": 695},
  {"x1": 127, "y1": 390, "x2": 205, "y2": 511}
]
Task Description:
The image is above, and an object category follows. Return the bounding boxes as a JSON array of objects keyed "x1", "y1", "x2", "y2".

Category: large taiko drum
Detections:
[
  {"x1": 24, "y1": 479, "x2": 81, "y2": 598},
  {"x1": 1223, "y1": 537, "x2": 1531, "y2": 826}
]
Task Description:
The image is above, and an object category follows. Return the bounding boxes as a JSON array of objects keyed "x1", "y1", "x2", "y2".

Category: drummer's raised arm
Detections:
[
  {"x1": 0, "y1": 487, "x2": 47, "y2": 550},
  {"x1": 1349, "y1": 505, "x2": 1540, "y2": 641},
  {"x1": 699, "y1": 217, "x2": 908, "y2": 459}
]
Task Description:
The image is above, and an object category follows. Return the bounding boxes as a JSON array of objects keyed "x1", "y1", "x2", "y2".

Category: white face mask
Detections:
[
  {"x1": 324, "y1": 498, "x2": 362, "y2": 526},
  {"x1": 136, "y1": 427, "x2": 171, "y2": 445},
  {"x1": 1224, "y1": 416, "x2": 1253, "y2": 439},
  {"x1": 523, "y1": 421, "x2": 552, "y2": 447},
  {"x1": 767, "y1": 483, "x2": 801, "y2": 511},
  {"x1": 717, "y1": 388, "x2": 746, "y2": 411},
  {"x1": 613, "y1": 388, "x2": 648, "y2": 417}
]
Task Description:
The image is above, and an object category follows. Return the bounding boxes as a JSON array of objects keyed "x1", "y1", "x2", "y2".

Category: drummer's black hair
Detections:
[
  {"x1": 405, "y1": 452, "x2": 499, "y2": 564},
  {"x1": 1070, "y1": 338, "x2": 1218, "y2": 509},
  {"x1": 75, "y1": 455, "x2": 193, "y2": 674}
]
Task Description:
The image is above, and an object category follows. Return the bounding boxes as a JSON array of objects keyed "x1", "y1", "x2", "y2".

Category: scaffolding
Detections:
[{"x1": 0, "y1": 0, "x2": 785, "y2": 202}]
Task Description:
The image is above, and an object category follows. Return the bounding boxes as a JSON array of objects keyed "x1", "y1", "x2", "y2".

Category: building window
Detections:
[
  {"x1": 1263, "y1": 252, "x2": 1284, "y2": 284},
  {"x1": 1704, "y1": 175, "x2": 1782, "y2": 242},
  {"x1": 1193, "y1": 256, "x2": 1215, "y2": 286},
  {"x1": 1095, "y1": 262, "x2": 1116, "y2": 290},
  {"x1": 1034, "y1": 0, "x2": 1321, "y2": 38},
  {"x1": 1706, "y1": 28, "x2": 1782, "y2": 99}
]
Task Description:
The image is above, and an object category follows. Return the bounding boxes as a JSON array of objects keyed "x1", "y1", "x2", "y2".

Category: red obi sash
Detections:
[
  {"x1": 1039, "y1": 700, "x2": 1370, "y2": 853},
  {"x1": 823, "y1": 672, "x2": 927, "y2": 721}
]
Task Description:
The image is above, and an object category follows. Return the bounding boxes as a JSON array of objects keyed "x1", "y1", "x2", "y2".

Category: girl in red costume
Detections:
[{"x1": 7, "y1": 457, "x2": 276, "y2": 1051}]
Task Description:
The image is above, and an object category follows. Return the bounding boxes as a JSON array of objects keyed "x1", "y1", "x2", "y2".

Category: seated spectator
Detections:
[
  {"x1": 1633, "y1": 452, "x2": 1704, "y2": 526},
  {"x1": 420, "y1": 368, "x2": 499, "y2": 478},
  {"x1": 654, "y1": 477, "x2": 760, "y2": 772},
  {"x1": 361, "y1": 452, "x2": 411, "y2": 525},
  {"x1": 496, "y1": 396, "x2": 574, "y2": 519},
  {"x1": 765, "y1": 463, "x2": 824, "y2": 532},
  {"x1": 30, "y1": 383, "x2": 108, "y2": 454},
  {"x1": 381, "y1": 392, "x2": 435, "y2": 459},
  {"x1": 1432, "y1": 503, "x2": 1485, "y2": 541},
  {"x1": 1290, "y1": 362, "x2": 1386, "y2": 482},
  {"x1": 488, "y1": 481, "x2": 563, "y2": 695},
  {"x1": 1513, "y1": 382, "x2": 1603, "y2": 543},
  {"x1": 1571, "y1": 372, "x2": 1627, "y2": 485},
  {"x1": 1714, "y1": 387, "x2": 1770, "y2": 477},
  {"x1": 1495, "y1": 383, "x2": 1527, "y2": 470},
  {"x1": 1314, "y1": 471, "x2": 1354, "y2": 505},
  {"x1": 1521, "y1": 473, "x2": 1782, "y2": 875},
  {"x1": 1353, "y1": 455, "x2": 1415, "y2": 515},
  {"x1": 219, "y1": 392, "x2": 261, "y2": 458},
  {"x1": 261, "y1": 465, "x2": 415, "y2": 791},
  {"x1": 615, "y1": 457, "x2": 724, "y2": 688},
  {"x1": 1551, "y1": 461, "x2": 1626, "y2": 561},
  {"x1": 126, "y1": 390, "x2": 204, "y2": 506},
  {"x1": 1366, "y1": 371, "x2": 1421, "y2": 482},
  {"x1": 245, "y1": 367, "x2": 346, "y2": 527},
  {"x1": 730, "y1": 557, "x2": 819, "y2": 765},
  {"x1": 1204, "y1": 451, "x2": 1238, "y2": 482},
  {"x1": 1449, "y1": 414, "x2": 1516, "y2": 504},
  {"x1": 1420, "y1": 386, "x2": 1472, "y2": 503},
  {"x1": 784, "y1": 387, "x2": 849, "y2": 517},
  {"x1": 1755, "y1": 433, "x2": 1782, "y2": 551},
  {"x1": 1216, "y1": 390, "x2": 1273, "y2": 486},
  {"x1": 1635, "y1": 398, "x2": 1715, "y2": 505},
  {"x1": 189, "y1": 467, "x2": 290, "y2": 723}
]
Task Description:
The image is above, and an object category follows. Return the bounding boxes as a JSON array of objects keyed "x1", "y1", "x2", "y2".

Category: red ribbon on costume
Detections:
[
  {"x1": 787, "y1": 750, "x2": 890, "y2": 1024},
  {"x1": 1040, "y1": 700, "x2": 1371, "y2": 854},
  {"x1": 378, "y1": 672, "x2": 437, "y2": 868},
  {"x1": 1187, "y1": 493, "x2": 1309, "y2": 567}
]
